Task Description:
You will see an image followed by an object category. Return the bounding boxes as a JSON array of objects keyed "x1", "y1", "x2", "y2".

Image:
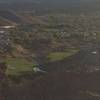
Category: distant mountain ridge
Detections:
[{"x1": 0, "y1": 0, "x2": 79, "y2": 23}]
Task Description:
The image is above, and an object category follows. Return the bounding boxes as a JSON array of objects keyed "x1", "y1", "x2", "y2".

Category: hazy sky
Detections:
[
  {"x1": 0, "y1": 0, "x2": 99, "y2": 11},
  {"x1": 0, "y1": 0, "x2": 96, "y2": 3},
  {"x1": 0, "y1": 0, "x2": 99, "y2": 7}
]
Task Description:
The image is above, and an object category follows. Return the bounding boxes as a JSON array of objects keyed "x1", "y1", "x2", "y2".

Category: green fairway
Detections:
[
  {"x1": 47, "y1": 49, "x2": 79, "y2": 62},
  {"x1": 6, "y1": 58, "x2": 34, "y2": 75}
]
